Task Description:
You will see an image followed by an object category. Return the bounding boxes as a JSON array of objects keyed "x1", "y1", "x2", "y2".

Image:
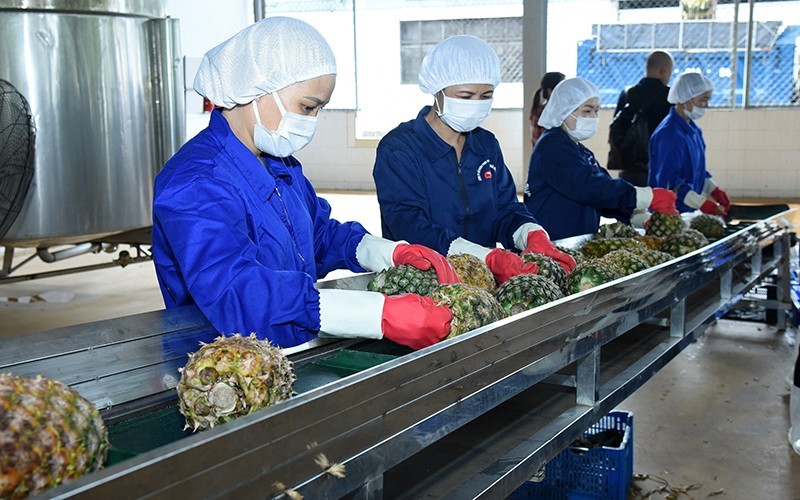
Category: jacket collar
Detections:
[
  {"x1": 411, "y1": 105, "x2": 486, "y2": 162},
  {"x1": 668, "y1": 106, "x2": 699, "y2": 133},
  {"x1": 209, "y1": 109, "x2": 295, "y2": 200}
]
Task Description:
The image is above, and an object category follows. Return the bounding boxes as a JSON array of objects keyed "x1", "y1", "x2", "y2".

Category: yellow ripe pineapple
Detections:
[
  {"x1": 447, "y1": 253, "x2": 496, "y2": 292},
  {"x1": 428, "y1": 283, "x2": 506, "y2": 338},
  {"x1": 177, "y1": 334, "x2": 296, "y2": 431},
  {"x1": 0, "y1": 373, "x2": 108, "y2": 498}
]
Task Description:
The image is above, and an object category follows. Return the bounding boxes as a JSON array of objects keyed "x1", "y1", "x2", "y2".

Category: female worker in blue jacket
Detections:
[
  {"x1": 153, "y1": 17, "x2": 461, "y2": 351},
  {"x1": 524, "y1": 78, "x2": 679, "y2": 241},
  {"x1": 648, "y1": 72, "x2": 730, "y2": 215},
  {"x1": 373, "y1": 35, "x2": 576, "y2": 283}
]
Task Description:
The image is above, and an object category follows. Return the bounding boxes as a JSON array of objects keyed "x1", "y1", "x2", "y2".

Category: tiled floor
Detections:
[{"x1": 1, "y1": 192, "x2": 799, "y2": 498}]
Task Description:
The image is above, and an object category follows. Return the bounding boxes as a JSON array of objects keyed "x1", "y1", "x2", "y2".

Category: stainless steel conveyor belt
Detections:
[{"x1": 0, "y1": 211, "x2": 795, "y2": 499}]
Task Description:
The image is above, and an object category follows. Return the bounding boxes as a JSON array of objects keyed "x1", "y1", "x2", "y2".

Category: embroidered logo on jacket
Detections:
[{"x1": 477, "y1": 159, "x2": 496, "y2": 181}]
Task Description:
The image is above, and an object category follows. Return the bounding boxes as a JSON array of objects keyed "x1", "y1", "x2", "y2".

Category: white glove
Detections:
[
  {"x1": 683, "y1": 190, "x2": 708, "y2": 210},
  {"x1": 355, "y1": 234, "x2": 402, "y2": 272},
  {"x1": 630, "y1": 210, "x2": 649, "y2": 229},
  {"x1": 447, "y1": 237, "x2": 492, "y2": 260},
  {"x1": 633, "y1": 186, "x2": 654, "y2": 211},
  {"x1": 702, "y1": 177, "x2": 718, "y2": 196},
  {"x1": 318, "y1": 289, "x2": 384, "y2": 339},
  {"x1": 512, "y1": 222, "x2": 546, "y2": 252}
]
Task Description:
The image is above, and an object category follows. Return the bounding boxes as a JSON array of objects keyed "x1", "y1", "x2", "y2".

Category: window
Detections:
[{"x1": 399, "y1": 17, "x2": 523, "y2": 85}]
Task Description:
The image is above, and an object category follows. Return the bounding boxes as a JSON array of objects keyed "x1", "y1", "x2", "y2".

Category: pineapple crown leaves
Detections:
[{"x1": 314, "y1": 453, "x2": 347, "y2": 478}]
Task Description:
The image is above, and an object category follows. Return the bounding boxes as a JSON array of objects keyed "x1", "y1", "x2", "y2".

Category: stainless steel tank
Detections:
[{"x1": 0, "y1": 0, "x2": 185, "y2": 247}]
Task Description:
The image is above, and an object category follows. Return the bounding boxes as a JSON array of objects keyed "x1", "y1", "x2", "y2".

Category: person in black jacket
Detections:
[{"x1": 607, "y1": 51, "x2": 673, "y2": 186}]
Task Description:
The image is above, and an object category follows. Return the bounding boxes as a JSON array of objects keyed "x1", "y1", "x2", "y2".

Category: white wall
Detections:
[{"x1": 298, "y1": 107, "x2": 800, "y2": 200}]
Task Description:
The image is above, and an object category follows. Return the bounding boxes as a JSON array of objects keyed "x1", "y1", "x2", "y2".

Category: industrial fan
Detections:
[{"x1": 0, "y1": 79, "x2": 35, "y2": 240}]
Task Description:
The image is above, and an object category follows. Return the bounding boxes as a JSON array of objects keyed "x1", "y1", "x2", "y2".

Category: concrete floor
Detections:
[{"x1": 1, "y1": 193, "x2": 799, "y2": 498}]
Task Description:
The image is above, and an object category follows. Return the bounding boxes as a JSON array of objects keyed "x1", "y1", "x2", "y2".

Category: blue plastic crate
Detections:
[{"x1": 509, "y1": 411, "x2": 634, "y2": 500}]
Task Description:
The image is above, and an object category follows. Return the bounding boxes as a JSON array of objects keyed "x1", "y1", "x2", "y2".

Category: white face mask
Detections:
[
  {"x1": 566, "y1": 114, "x2": 598, "y2": 141},
  {"x1": 684, "y1": 103, "x2": 706, "y2": 121},
  {"x1": 436, "y1": 95, "x2": 493, "y2": 133},
  {"x1": 252, "y1": 93, "x2": 317, "y2": 157}
]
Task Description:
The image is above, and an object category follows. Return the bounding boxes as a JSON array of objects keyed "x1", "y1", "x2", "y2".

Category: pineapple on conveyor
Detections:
[
  {"x1": 428, "y1": 283, "x2": 507, "y2": 338},
  {"x1": 493, "y1": 274, "x2": 564, "y2": 316},
  {"x1": 690, "y1": 214, "x2": 725, "y2": 239},
  {"x1": 367, "y1": 264, "x2": 438, "y2": 296},
  {"x1": 627, "y1": 247, "x2": 674, "y2": 267},
  {"x1": 580, "y1": 237, "x2": 644, "y2": 259},
  {"x1": 177, "y1": 334, "x2": 296, "y2": 431},
  {"x1": 556, "y1": 245, "x2": 584, "y2": 266},
  {"x1": 660, "y1": 230, "x2": 710, "y2": 257},
  {"x1": 635, "y1": 235, "x2": 665, "y2": 251},
  {"x1": 644, "y1": 212, "x2": 685, "y2": 238},
  {"x1": 521, "y1": 253, "x2": 568, "y2": 292},
  {"x1": 596, "y1": 221, "x2": 639, "y2": 239},
  {"x1": 565, "y1": 260, "x2": 622, "y2": 295},
  {"x1": 447, "y1": 253, "x2": 496, "y2": 292},
  {"x1": 602, "y1": 250, "x2": 650, "y2": 276},
  {"x1": 0, "y1": 373, "x2": 109, "y2": 498}
]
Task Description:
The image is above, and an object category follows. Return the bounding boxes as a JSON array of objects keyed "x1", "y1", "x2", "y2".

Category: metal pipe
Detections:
[
  {"x1": 253, "y1": 0, "x2": 266, "y2": 21},
  {"x1": 36, "y1": 242, "x2": 113, "y2": 263},
  {"x1": 743, "y1": 0, "x2": 755, "y2": 108},
  {"x1": 730, "y1": 0, "x2": 740, "y2": 107}
]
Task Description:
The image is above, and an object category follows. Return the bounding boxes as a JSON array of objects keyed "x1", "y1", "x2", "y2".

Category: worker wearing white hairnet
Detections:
[
  {"x1": 373, "y1": 35, "x2": 576, "y2": 285},
  {"x1": 649, "y1": 72, "x2": 730, "y2": 214},
  {"x1": 153, "y1": 17, "x2": 461, "y2": 352},
  {"x1": 524, "y1": 78, "x2": 678, "y2": 240}
]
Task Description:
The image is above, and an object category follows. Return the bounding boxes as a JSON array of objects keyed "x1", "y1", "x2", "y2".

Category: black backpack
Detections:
[{"x1": 607, "y1": 89, "x2": 658, "y2": 171}]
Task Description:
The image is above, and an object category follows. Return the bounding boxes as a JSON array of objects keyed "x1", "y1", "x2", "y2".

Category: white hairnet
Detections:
[
  {"x1": 418, "y1": 35, "x2": 501, "y2": 95},
  {"x1": 537, "y1": 77, "x2": 600, "y2": 129},
  {"x1": 667, "y1": 72, "x2": 714, "y2": 104},
  {"x1": 194, "y1": 17, "x2": 336, "y2": 109}
]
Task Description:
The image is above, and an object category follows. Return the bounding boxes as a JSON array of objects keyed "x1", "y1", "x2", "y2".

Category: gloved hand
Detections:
[
  {"x1": 700, "y1": 198, "x2": 727, "y2": 215},
  {"x1": 710, "y1": 187, "x2": 731, "y2": 212},
  {"x1": 649, "y1": 188, "x2": 679, "y2": 214},
  {"x1": 393, "y1": 243, "x2": 461, "y2": 283},
  {"x1": 382, "y1": 294, "x2": 452, "y2": 349},
  {"x1": 485, "y1": 248, "x2": 539, "y2": 285},
  {"x1": 523, "y1": 230, "x2": 576, "y2": 273}
]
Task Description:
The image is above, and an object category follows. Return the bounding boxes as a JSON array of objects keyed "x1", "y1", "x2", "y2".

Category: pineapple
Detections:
[
  {"x1": 645, "y1": 212, "x2": 685, "y2": 238},
  {"x1": 596, "y1": 221, "x2": 639, "y2": 239},
  {"x1": 522, "y1": 253, "x2": 568, "y2": 292},
  {"x1": 0, "y1": 373, "x2": 108, "y2": 498},
  {"x1": 580, "y1": 238, "x2": 643, "y2": 259},
  {"x1": 447, "y1": 253, "x2": 496, "y2": 292},
  {"x1": 690, "y1": 214, "x2": 725, "y2": 239},
  {"x1": 683, "y1": 228, "x2": 711, "y2": 247},
  {"x1": 493, "y1": 274, "x2": 564, "y2": 316},
  {"x1": 602, "y1": 250, "x2": 649, "y2": 276},
  {"x1": 635, "y1": 235, "x2": 665, "y2": 251},
  {"x1": 367, "y1": 264, "x2": 438, "y2": 296},
  {"x1": 566, "y1": 260, "x2": 622, "y2": 294},
  {"x1": 177, "y1": 334, "x2": 296, "y2": 431},
  {"x1": 661, "y1": 230, "x2": 709, "y2": 257},
  {"x1": 627, "y1": 248, "x2": 674, "y2": 267},
  {"x1": 557, "y1": 245, "x2": 584, "y2": 266},
  {"x1": 428, "y1": 283, "x2": 506, "y2": 338}
]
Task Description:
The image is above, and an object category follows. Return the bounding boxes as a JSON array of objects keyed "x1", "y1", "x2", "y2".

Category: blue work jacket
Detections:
[
  {"x1": 373, "y1": 106, "x2": 537, "y2": 254},
  {"x1": 524, "y1": 127, "x2": 637, "y2": 241},
  {"x1": 648, "y1": 107, "x2": 711, "y2": 212},
  {"x1": 152, "y1": 109, "x2": 368, "y2": 348}
]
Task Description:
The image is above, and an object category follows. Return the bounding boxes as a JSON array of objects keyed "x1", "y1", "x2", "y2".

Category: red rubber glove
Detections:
[
  {"x1": 649, "y1": 188, "x2": 679, "y2": 214},
  {"x1": 485, "y1": 248, "x2": 539, "y2": 286},
  {"x1": 710, "y1": 187, "x2": 731, "y2": 212},
  {"x1": 523, "y1": 230, "x2": 576, "y2": 273},
  {"x1": 382, "y1": 294, "x2": 452, "y2": 350},
  {"x1": 700, "y1": 198, "x2": 727, "y2": 216},
  {"x1": 393, "y1": 244, "x2": 461, "y2": 283}
]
